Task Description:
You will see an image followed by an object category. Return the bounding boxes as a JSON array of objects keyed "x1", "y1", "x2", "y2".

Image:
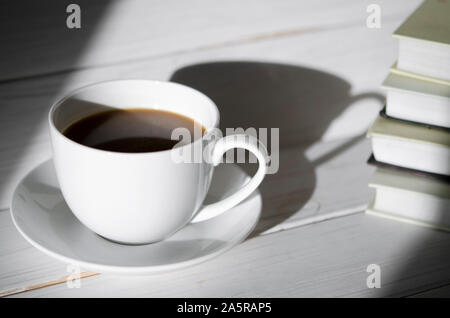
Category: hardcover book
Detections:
[
  {"x1": 382, "y1": 72, "x2": 450, "y2": 128},
  {"x1": 366, "y1": 114, "x2": 450, "y2": 175},
  {"x1": 393, "y1": 0, "x2": 450, "y2": 82},
  {"x1": 367, "y1": 157, "x2": 450, "y2": 231}
]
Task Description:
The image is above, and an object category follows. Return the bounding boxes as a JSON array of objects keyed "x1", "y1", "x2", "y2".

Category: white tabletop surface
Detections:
[{"x1": 1, "y1": 0, "x2": 449, "y2": 297}]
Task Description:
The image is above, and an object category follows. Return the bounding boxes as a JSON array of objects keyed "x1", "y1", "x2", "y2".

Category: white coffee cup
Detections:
[{"x1": 49, "y1": 80, "x2": 268, "y2": 244}]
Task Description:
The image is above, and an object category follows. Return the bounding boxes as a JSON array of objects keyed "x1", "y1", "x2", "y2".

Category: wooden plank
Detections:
[
  {"x1": 408, "y1": 284, "x2": 450, "y2": 298},
  {"x1": 253, "y1": 136, "x2": 374, "y2": 236},
  {"x1": 0, "y1": 272, "x2": 98, "y2": 297},
  {"x1": 0, "y1": 135, "x2": 373, "y2": 296},
  {"x1": 1, "y1": 0, "x2": 421, "y2": 81},
  {"x1": 0, "y1": 15, "x2": 406, "y2": 210},
  {"x1": 0, "y1": 208, "x2": 73, "y2": 296},
  {"x1": 0, "y1": 16, "x2": 398, "y2": 293},
  {"x1": 7, "y1": 213, "x2": 450, "y2": 297},
  {"x1": 0, "y1": 0, "x2": 428, "y2": 297}
]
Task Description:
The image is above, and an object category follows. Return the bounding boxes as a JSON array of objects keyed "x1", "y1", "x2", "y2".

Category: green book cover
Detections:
[
  {"x1": 390, "y1": 62, "x2": 450, "y2": 87},
  {"x1": 366, "y1": 207, "x2": 450, "y2": 232},
  {"x1": 393, "y1": 0, "x2": 450, "y2": 46},
  {"x1": 382, "y1": 71, "x2": 450, "y2": 98},
  {"x1": 367, "y1": 115, "x2": 450, "y2": 148},
  {"x1": 369, "y1": 163, "x2": 450, "y2": 199}
]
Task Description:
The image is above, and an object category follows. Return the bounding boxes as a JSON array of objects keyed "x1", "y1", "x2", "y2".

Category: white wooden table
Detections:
[{"x1": 1, "y1": 0, "x2": 449, "y2": 297}]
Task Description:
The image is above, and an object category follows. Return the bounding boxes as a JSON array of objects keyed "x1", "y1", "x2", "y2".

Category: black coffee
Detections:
[{"x1": 63, "y1": 108, "x2": 205, "y2": 153}]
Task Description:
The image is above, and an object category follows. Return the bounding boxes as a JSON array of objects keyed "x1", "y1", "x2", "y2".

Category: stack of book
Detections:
[{"x1": 366, "y1": 0, "x2": 450, "y2": 231}]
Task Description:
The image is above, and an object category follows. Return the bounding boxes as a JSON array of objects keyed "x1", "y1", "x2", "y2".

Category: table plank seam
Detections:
[
  {"x1": 1, "y1": 210, "x2": 368, "y2": 297},
  {"x1": 404, "y1": 282, "x2": 450, "y2": 298},
  {"x1": 0, "y1": 12, "x2": 405, "y2": 85},
  {"x1": 0, "y1": 272, "x2": 99, "y2": 297}
]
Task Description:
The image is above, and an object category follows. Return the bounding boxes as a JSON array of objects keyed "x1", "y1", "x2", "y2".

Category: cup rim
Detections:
[{"x1": 48, "y1": 79, "x2": 220, "y2": 156}]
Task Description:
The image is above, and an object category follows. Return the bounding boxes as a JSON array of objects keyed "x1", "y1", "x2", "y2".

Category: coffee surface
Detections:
[{"x1": 63, "y1": 108, "x2": 205, "y2": 153}]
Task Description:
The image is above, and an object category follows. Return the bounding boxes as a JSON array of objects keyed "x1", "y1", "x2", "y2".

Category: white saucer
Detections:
[{"x1": 10, "y1": 160, "x2": 261, "y2": 275}]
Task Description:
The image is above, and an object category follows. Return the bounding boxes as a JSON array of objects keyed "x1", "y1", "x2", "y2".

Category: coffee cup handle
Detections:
[{"x1": 191, "y1": 134, "x2": 268, "y2": 223}]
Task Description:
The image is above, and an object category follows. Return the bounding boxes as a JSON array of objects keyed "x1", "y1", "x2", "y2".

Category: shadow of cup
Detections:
[{"x1": 170, "y1": 61, "x2": 384, "y2": 235}]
